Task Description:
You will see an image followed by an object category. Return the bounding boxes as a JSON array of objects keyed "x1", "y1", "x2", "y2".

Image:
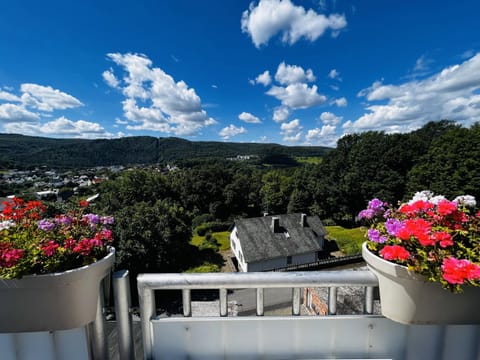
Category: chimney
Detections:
[
  {"x1": 300, "y1": 213, "x2": 307, "y2": 227},
  {"x1": 271, "y1": 217, "x2": 280, "y2": 233}
]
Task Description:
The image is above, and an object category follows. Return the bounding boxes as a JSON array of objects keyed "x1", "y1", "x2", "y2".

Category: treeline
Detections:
[
  {"x1": 93, "y1": 120, "x2": 480, "y2": 276},
  {"x1": 0, "y1": 134, "x2": 331, "y2": 169}
]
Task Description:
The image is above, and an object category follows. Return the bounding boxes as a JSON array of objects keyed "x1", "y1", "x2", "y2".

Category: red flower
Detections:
[
  {"x1": 396, "y1": 218, "x2": 433, "y2": 246},
  {"x1": 442, "y1": 257, "x2": 480, "y2": 284},
  {"x1": 79, "y1": 200, "x2": 89, "y2": 208},
  {"x1": 41, "y1": 241, "x2": 59, "y2": 257},
  {"x1": 380, "y1": 245, "x2": 410, "y2": 261},
  {"x1": 436, "y1": 200, "x2": 457, "y2": 216},
  {"x1": 430, "y1": 231, "x2": 453, "y2": 248}
]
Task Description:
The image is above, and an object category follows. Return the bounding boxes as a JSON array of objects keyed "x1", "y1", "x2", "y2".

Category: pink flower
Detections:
[
  {"x1": 430, "y1": 231, "x2": 453, "y2": 248},
  {"x1": 442, "y1": 257, "x2": 480, "y2": 284},
  {"x1": 41, "y1": 241, "x2": 59, "y2": 257},
  {"x1": 436, "y1": 200, "x2": 457, "y2": 216}
]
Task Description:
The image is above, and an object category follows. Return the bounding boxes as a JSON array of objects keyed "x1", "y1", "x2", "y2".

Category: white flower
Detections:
[
  {"x1": 409, "y1": 190, "x2": 435, "y2": 204},
  {"x1": 430, "y1": 195, "x2": 447, "y2": 205},
  {"x1": 453, "y1": 195, "x2": 477, "y2": 208},
  {"x1": 0, "y1": 220, "x2": 15, "y2": 231}
]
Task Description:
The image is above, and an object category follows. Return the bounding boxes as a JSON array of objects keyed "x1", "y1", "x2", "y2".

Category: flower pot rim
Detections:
[
  {"x1": 361, "y1": 242, "x2": 424, "y2": 281},
  {"x1": 1, "y1": 246, "x2": 115, "y2": 281}
]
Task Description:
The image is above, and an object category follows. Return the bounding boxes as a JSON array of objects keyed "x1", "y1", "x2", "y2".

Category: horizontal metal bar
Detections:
[{"x1": 137, "y1": 270, "x2": 378, "y2": 290}]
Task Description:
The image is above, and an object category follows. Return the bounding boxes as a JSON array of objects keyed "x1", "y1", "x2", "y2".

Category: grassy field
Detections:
[
  {"x1": 325, "y1": 225, "x2": 366, "y2": 255},
  {"x1": 187, "y1": 231, "x2": 231, "y2": 273},
  {"x1": 295, "y1": 156, "x2": 323, "y2": 165},
  {"x1": 190, "y1": 231, "x2": 230, "y2": 251}
]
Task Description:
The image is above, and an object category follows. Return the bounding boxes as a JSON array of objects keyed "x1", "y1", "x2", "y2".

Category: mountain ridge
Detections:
[{"x1": 0, "y1": 133, "x2": 332, "y2": 169}]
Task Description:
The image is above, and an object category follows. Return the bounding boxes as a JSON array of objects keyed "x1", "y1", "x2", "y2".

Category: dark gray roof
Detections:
[{"x1": 234, "y1": 213, "x2": 327, "y2": 263}]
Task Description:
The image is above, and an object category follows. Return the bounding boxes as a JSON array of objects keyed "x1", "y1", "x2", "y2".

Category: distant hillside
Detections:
[{"x1": 0, "y1": 134, "x2": 332, "y2": 169}]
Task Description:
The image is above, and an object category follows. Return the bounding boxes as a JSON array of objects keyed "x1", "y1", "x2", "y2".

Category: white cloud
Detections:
[
  {"x1": 20, "y1": 84, "x2": 83, "y2": 112},
  {"x1": 280, "y1": 118, "x2": 302, "y2": 142},
  {"x1": 267, "y1": 83, "x2": 326, "y2": 109},
  {"x1": 102, "y1": 68, "x2": 120, "y2": 88},
  {"x1": 105, "y1": 52, "x2": 216, "y2": 136},
  {"x1": 0, "y1": 91, "x2": 21, "y2": 102},
  {"x1": 239, "y1": 112, "x2": 261, "y2": 123},
  {"x1": 3, "y1": 116, "x2": 113, "y2": 139},
  {"x1": 273, "y1": 106, "x2": 290, "y2": 122},
  {"x1": 275, "y1": 62, "x2": 315, "y2": 85},
  {"x1": 305, "y1": 124, "x2": 338, "y2": 146},
  {"x1": 252, "y1": 70, "x2": 272, "y2": 86},
  {"x1": 328, "y1": 69, "x2": 340, "y2": 80},
  {"x1": 333, "y1": 97, "x2": 347, "y2": 107},
  {"x1": 219, "y1": 124, "x2": 247, "y2": 139},
  {"x1": 414, "y1": 55, "x2": 432, "y2": 72},
  {"x1": 347, "y1": 53, "x2": 480, "y2": 134},
  {"x1": 0, "y1": 103, "x2": 40, "y2": 123},
  {"x1": 320, "y1": 111, "x2": 342, "y2": 125},
  {"x1": 241, "y1": 0, "x2": 347, "y2": 48}
]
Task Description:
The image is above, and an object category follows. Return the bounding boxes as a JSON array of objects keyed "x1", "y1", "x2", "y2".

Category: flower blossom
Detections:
[
  {"x1": 41, "y1": 240, "x2": 59, "y2": 257},
  {"x1": 453, "y1": 195, "x2": 476, "y2": 208},
  {"x1": 367, "y1": 229, "x2": 387, "y2": 243},
  {"x1": 380, "y1": 245, "x2": 410, "y2": 261},
  {"x1": 442, "y1": 257, "x2": 480, "y2": 284},
  {"x1": 38, "y1": 219, "x2": 56, "y2": 231}
]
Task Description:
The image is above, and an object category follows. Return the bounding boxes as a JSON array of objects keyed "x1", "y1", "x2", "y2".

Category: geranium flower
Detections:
[
  {"x1": 360, "y1": 191, "x2": 480, "y2": 292},
  {"x1": 0, "y1": 198, "x2": 114, "y2": 279}
]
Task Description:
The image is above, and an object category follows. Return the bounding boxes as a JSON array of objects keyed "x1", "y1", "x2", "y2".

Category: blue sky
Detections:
[{"x1": 1, "y1": 0, "x2": 480, "y2": 147}]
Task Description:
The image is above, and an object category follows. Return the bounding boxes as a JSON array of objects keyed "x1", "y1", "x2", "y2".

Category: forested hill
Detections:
[{"x1": 0, "y1": 134, "x2": 332, "y2": 169}]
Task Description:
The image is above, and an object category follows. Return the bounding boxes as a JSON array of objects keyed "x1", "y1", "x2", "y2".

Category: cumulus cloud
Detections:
[
  {"x1": 219, "y1": 124, "x2": 247, "y2": 139},
  {"x1": 3, "y1": 116, "x2": 113, "y2": 139},
  {"x1": 0, "y1": 103, "x2": 40, "y2": 123},
  {"x1": 328, "y1": 69, "x2": 341, "y2": 80},
  {"x1": 275, "y1": 62, "x2": 315, "y2": 85},
  {"x1": 0, "y1": 91, "x2": 21, "y2": 102},
  {"x1": 105, "y1": 52, "x2": 215, "y2": 136},
  {"x1": 20, "y1": 84, "x2": 83, "y2": 112},
  {"x1": 333, "y1": 97, "x2": 347, "y2": 107},
  {"x1": 241, "y1": 0, "x2": 347, "y2": 48},
  {"x1": 239, "y1": 112, "x2": 261, "y2": 123},
  {"x1": 347, "y1": 53, "x2": 480, "y2": 134},
  {"x1": 273, "y1": 106, "x2": 290, "y2": 122},
  {"x1": 252, "y1": 70, "x2": 272, "y2": 86},
  {"x1": 305, "y1": 124, "x2": 338, "y2": 146},
  {"x1": 267, "y1": 83, "x2": 326, "y2": 109},
  {"x1": 320, "y1": 111, "x2": 342, "y2": 126},
  {"x1": 280, "y1": 118, "x2": 302, "y2": 142},
  {"x1": 102, "y1": 68, "x2": 120, "y2": 88}
]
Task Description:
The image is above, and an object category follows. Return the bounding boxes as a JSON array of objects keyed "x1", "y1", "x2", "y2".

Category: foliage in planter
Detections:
[
  {"x1": 0, "y1": 197, "x2": 114, "y2": 279},
  {"x1": 359, "y1": 191, "x2": 480, "y2": 292}
]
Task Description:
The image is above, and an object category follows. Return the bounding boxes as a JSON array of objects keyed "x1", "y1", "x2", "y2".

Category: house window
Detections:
[
  {"x1": 232, "y1": 240, "x2": 236, "y2": 250},
  {"x1": 286, "y1": 255, "x2": 292, "y2": 265}
]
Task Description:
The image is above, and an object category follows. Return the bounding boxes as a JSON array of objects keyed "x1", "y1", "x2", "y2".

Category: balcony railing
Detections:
[{"x1": 133, "y1": 270, "x2": 480, "y2": 360}]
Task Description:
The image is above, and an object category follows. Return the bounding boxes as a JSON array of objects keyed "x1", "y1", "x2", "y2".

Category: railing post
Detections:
[
  {"x1": 292, "y1": 288, "x2": 301, "y2": 316},
  {"x1": 87, "y1": 277, "x2": 109, "y2": 359},
  {"x1": 328, "y1": 287, "x2": 337, "y2": 315},
  {"x1": 183, "y1": 289, "x2": 192, "y2": 317},
  {"x1": 256, "y1": 288, "x2": 264, "y2": 316},
  {"x1": 364, "y1": 286, "x2": 374, "y2": 314},
  {"x1": 113, "y1": 270, "x2": 135, "y2": 360},
  {"x1": 138, "y1": 278, "x2": 156, "y2": 360},
  {"x1": 219, "y1": 288, "x2": 228, "y2": 317}
]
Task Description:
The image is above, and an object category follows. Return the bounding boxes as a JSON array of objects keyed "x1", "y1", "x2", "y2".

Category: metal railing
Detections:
[{"x1": 137, "y1": 270, "x2": 379, "y2": 359}]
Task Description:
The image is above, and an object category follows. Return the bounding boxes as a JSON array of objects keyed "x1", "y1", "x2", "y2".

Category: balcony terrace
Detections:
[{"x1": 1, "y1": 268, "x2": 479, "y2": 359}]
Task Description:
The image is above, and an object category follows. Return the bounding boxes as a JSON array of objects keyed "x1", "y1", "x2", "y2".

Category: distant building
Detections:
[{"x1": 230, "y1": 213, "x2": 327, "y2": 272}]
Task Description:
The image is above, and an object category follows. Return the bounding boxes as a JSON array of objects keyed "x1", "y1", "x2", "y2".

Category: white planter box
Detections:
[
  {"x1": 362, "y1": 242, "x2": 480, "y2": 325},
  {"x1": 0, "y1": 248, "x2": 115, "y2": 333}
]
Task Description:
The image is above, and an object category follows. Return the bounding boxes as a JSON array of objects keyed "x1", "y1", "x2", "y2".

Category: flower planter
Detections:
[
  {"x1": 0, "y1": 247, "x2": 115, "y2": 333},
  {"x1": 362, "y1": 242, "x2": 480, "y2": 325}
]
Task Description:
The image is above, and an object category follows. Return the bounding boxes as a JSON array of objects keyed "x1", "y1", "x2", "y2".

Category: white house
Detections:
[{"x1": 230, "y1": 213, "x2": 327, "y2": 272}]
